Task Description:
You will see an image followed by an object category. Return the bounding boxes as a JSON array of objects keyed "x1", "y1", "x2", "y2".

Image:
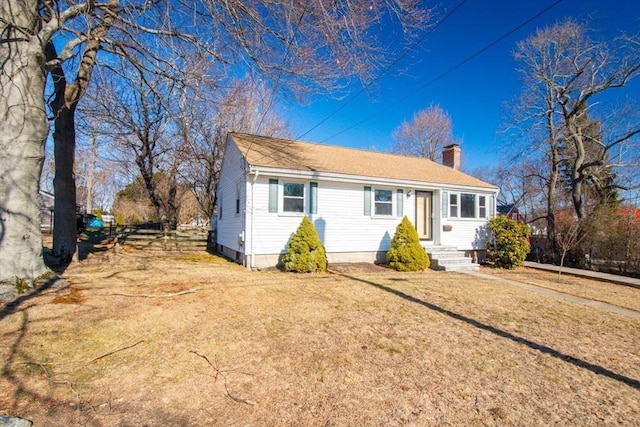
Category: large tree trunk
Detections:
[
  {"x1": 0, "y1": 1, "x2": 49, "y2": 282},
  {"x1": 45, "y1": 0, "x2": 117, "y2": 263},
  {"x1": 52, "y1": 105, "x2": 78, "y2": 263}
]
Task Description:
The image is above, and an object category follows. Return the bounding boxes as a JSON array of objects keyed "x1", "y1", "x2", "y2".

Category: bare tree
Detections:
[
  {"x1": 181, "y1": 77, "x2": 291, "y2": 222},
  {"x1": 508, "y1": 19, "x2": 640, "y2": 260},
  {"x1": 391, "y1": 104, "x2": 457, "y2": 162},
  {"x1": 554, "y1": 217, "x2": 586, "y2": 279},
  {"x1": 45, "y1": 1, "x2": 119, "y2": 264},
  {"x1": 86, "y1": 68, "x2": 182, "y2": 226},
  {"x1": 75, "y1": 114, "x2": 110, "y2": 215},
  {"x1": 1, "y1": 0, "x2": 431, "y2": 281}
]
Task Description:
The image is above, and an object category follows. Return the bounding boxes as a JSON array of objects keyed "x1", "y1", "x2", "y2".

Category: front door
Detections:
[{"x1": 415, "y1": 191, "x2": 433, "y2": 240}]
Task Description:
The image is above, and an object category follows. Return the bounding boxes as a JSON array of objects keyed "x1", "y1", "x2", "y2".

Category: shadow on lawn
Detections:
[
  {"x1": 0, "y1": 275, "x2": 65, "y2": 322},
  {"x1": 338, "y1": 272, "x2": 640, "y2": 390}
]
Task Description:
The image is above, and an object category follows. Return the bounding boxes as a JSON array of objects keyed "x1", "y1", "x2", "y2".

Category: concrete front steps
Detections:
[{"x1": 425, "y1": 246, "x2": 479, "y2": 272}]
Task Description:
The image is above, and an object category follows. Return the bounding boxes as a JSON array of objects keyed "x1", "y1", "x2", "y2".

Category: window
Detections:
[
  {"x1": 374, "y1": 189, "x2": 393, "y2": 216},
  {"x1": 460, "y1": 193, "x2": 476, "y2": 218},
  {"x1": 449, "y1": 193, "x2": 458, "y2": 218},
  {"x1": 283, "y1": 182, "x2": 304, "y2": 213},
  {"x1": 235, "y1": 182, "x2": 241, "y2": 215},
  {"x1": 479, "y1": 195, "x2": 487, "y2": 218},
  {"x1": 446, "y1": 192, "x2": 490, "y2": 219}
]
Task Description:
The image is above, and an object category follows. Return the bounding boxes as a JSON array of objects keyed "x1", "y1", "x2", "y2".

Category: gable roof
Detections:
[{"x1": 230, "y1": 132, "x2": 497, "y2": 190}]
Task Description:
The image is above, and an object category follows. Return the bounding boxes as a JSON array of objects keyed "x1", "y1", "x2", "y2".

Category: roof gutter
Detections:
[{"x1": 248, "y1": 166, "x2": 499, "y2": 193}]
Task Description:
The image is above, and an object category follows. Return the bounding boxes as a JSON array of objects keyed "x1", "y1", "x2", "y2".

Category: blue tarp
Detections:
[{"x1": 87, "y1": 218, "x2": 104, "y2": 228}]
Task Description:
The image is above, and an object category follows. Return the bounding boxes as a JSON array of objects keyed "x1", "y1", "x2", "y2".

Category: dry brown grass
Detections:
[
  {"x1": 480, "y1": 266, "x2": 640, "y2": 313},
  {"x1": 1, "y1": 251, "x2": 639, "y2": 426}
]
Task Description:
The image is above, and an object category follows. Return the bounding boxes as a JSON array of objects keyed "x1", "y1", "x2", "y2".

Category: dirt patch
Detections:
[
  {"x1": 1, "y1": 250, "x2": 639, "y2": 426},
  {"x1": 51, "y1": 288, "x2": 85, "y2": 305}
]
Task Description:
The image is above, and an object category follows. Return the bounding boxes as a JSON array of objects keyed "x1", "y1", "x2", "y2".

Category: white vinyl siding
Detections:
[
  {"x1": 250, "y1": 179, "x2": 412, "y2": 257},
  {"x1": 216, "y1": 140, "x2": 246, "y2": 252},
  {"x1": 439, "y1": 218, "x2": 489, "y2": 250}
]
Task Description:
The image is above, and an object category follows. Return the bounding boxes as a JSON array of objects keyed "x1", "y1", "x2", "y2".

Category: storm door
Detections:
[{"x1": 415, "y1": 191, "x2": 433, "y2": 240}]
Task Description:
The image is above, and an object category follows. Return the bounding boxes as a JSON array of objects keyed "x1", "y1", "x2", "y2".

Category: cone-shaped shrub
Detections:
[
  {"x1": 487, "y1": 215, "x2": 530, "y2": 269},
  {"x1": 281, "y1": 216, "x2": 328, "y2": 273},
  {"x1": 386, "y1": 216, "x2": 430, "y2": 271}
]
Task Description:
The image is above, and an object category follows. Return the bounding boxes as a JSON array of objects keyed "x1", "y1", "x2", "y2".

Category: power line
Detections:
[
  {"x1": 295, "y1": 0, "x2": 469, "y2": 141},
  {"x1": 249, "y1": 1, "x2": 469, "y2": 165},
  {"x1": 320, "y1": 0, "x2": 564, "y2": 143}
]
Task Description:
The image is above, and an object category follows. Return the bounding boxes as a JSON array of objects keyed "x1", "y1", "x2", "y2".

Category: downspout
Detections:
[{"x1": 250, "y1": 170, "x2": 259, "y2": 269}]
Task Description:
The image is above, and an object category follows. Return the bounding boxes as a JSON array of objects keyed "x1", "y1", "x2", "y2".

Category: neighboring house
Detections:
[
  {"x1": 39, "y1": 190, "x2": 87, "y2": 232},
  {"x1": 497, "y1": 204, "x2": 526, "y2": 223},
  {"x1": 39, "y1": 190, "x2": 55, "y2": 231},
  {"x1": 216, "y1": 133, "x2": 499, "y2": 269}
]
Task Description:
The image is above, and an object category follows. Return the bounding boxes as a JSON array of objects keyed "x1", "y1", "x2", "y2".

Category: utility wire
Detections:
[
  {"x1": 295, "y1": 0, "x2": 469, "y2": 141},
  {"x1": 320, "y1": 0, "x2": 564, "y2": 143},
  {"x1": 248, "y1": 0, "x2": 469, "y2": 165},
  {"x1": 247, "y1": 0, "x2": 562, "y2": 167}
]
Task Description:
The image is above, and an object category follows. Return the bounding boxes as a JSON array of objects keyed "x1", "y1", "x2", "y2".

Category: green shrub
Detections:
[
  {"x1": 116, "y1": 213, "x2": 125, "y2": 226},
  {"x1": 487, "y1": 215, "x2": 531, "y2": 269},
  {"x1": 281, "y1": 216, "x2": 328, "y2": 273},
  {"x1": 386, "y1": 216, "x2": 430, "y2": 271}
]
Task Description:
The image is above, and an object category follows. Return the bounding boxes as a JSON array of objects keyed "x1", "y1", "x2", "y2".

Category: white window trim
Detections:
[
  {"x1": 373, "y1": 188, "x2": 394, "y2": 217},
  {"x1": 479, "y1": 195, "x2": 487, "y2": 219},
  {"x1": 449, "y1": 193, "x2": 459, "y2": 218},
  {"x1": 280, "y1": 180, "x2": 306, "y2": 216},
  {"x1": 444, "y1": 191, "x2": 494, "y2": 220},
  {"x1": 364, "y1": 186, "x2": 399, "y2": 219}
]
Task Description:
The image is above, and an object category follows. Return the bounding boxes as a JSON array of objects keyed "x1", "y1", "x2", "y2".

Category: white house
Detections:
[{"x1": 216, "y1": 133, "x2": 499, "y2": 270}]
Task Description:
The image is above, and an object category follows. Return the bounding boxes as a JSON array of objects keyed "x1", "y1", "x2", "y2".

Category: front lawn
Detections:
[{"x1": 1, "y1": 251, "x2": 638, "y2": 425}]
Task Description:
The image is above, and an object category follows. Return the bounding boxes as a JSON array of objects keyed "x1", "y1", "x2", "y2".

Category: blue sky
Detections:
[{"x1": 285, "y1": 0, "x2": 640, "y2": 173}]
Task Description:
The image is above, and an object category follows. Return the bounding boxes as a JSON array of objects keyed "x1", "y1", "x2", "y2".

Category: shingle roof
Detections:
[{"x1": 230, "y1": 133, "x2": 497, "y2": 190}]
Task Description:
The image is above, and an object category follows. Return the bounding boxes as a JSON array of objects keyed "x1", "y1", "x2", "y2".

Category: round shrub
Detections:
[
  {"x1": 487, "y1": 215, "x2": 531, "y2": 269},
  {"x1": 281, "y1": 216, "x2": 328, "y2": 273},
  {"x1": 386, "y1": 216, "x2": 430, "y2": 271}
]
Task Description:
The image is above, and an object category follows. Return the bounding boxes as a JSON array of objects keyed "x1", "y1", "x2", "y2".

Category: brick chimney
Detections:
[{"x1": 442, "y1": 144, "x2": 461, "y2": 170}]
